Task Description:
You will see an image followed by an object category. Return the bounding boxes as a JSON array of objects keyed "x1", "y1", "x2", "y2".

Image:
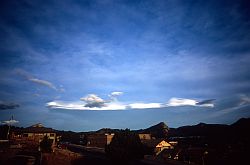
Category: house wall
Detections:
[
  {"x1": 139, "y1": 134, "x2": 151, "y2": 140},
  {"x1": 87, "y1": 134, "x2": 114, "y2": 148},
  {"x1": 11, "y1": 132, "x2": 56, "y2": 145},
  {"x1": 106, "y1": 135, "x2": 114, "y2": 145}
]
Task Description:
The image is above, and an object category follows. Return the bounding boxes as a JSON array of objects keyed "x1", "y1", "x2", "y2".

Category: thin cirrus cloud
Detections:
[
  {"x1": 109, "y1": 92, "x2": 123, "y2": 96},
  {"x1": 29, "y1": 78, "x2": 57, "y2": 90},
  {"x1": 46, "y1": 92, "x2": 215, "y2": 110},
  {"x1": 15, "y1": 69, "x2": 64, "y2": 92},
  {"x1": 238, "y1": 94, "x2": 250, "y2": 106},
  {"x1": 108, "y1": 92, "x2": 123, "y2": 101}
]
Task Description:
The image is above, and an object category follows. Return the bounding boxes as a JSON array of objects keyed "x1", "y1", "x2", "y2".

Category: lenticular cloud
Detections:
[{"x1": 46, "y1": 93, "x2": 215, "y2": 110}]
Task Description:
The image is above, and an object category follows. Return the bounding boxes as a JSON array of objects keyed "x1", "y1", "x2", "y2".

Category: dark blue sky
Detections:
[{"x1": 0, "y1": 0, "x2": 250, "y2": 131}]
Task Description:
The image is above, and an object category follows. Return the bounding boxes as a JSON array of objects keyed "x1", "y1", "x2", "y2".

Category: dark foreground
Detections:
[{"x1": 68, "y1": 144, "x2": 187, "y2": 165}]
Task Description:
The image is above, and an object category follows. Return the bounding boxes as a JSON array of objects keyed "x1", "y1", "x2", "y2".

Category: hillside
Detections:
[
  {"x1": 136, "y1": 122, "x2": 169, "y2": 138},
  {"x1": 168, "y1": 123, "x2": 230, "y2": 137},
  {"x1": 168, "y1": 118, "x2": 250, "y2": 138}
]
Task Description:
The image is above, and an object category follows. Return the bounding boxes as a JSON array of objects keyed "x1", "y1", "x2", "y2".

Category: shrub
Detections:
[
  {"x1": 105, "y1": 129, "x2": 144, "y2": 162},
  {"x1": 40, "y1": 135, "x2": 52, "y2": 153}
]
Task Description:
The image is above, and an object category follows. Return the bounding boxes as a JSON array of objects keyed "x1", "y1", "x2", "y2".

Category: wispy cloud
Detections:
[
  {"x1": 109, "y1": 91, "x2": 123, "y2": 101},
  {"x1": 238, "y1": 94, "x2": 250, "y2": 106},
  {"x1": 15, "y1": 69, "x2": 64, "y2": 92},
  {"x1": 110, "y1": 91, "x2": 123, "y2": 97},
  {"x1": 0, "y1": 101, "x2": 20, "y2": 110},
  {"x1": 29, "y1": 78, "x2": 57, "y2": 90}
]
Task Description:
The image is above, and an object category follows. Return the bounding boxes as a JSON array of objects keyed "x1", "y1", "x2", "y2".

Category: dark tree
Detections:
[
  {"x1": 40, "y1": 135, "x2": 52, "y2": 153},
  {"x1": 0, "y1": 125, "x2": 9, "y2": 139},
  {"x1": 105, "y1": 129, "x2": 144, "y2": 163}
]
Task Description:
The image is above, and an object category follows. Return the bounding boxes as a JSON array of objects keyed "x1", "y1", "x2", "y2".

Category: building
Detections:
[
  {"x1": 11, "y1": 123, "x2": 57, "y2": 148},
  {"x1": 168, "y1": 141, "x2": 178, "y2": 147},
  {"x1": 87, "y1": 133, "x2": 114, "y2": 148},
  {"x1": 139, "y1": 133, "x2": 152, "y2": 140},
  {"x1": 142, "y1": 139, "x2": 173, "y2": 155}
]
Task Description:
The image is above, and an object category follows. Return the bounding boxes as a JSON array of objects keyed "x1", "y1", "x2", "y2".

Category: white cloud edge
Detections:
[
  {"x1": 110, "y1": 92, "x2": 123, "y2": 96},
  {"x1": 167, "y1": 98, "x2": 214, "y2": 108},
  {"x1": 46, "y1": 101, "x2": 126, "y2": 110}
]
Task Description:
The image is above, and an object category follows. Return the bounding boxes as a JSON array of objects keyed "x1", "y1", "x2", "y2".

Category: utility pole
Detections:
[{"x1": 6, "y1": 115, "x2": 14, "y2": 140}]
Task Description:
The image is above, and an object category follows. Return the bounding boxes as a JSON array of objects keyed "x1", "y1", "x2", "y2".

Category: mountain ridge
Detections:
[{"x1": 1, "y1": 117, "x2": 249, "y2": 142}]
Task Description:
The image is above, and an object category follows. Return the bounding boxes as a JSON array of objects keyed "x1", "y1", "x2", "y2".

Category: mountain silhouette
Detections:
[
  {"x1": 168, "y1": 118, "x2": 250, "y2": 138},
  {"x1": 136, "y1": 122, "x2": 169, "y2": 138}
]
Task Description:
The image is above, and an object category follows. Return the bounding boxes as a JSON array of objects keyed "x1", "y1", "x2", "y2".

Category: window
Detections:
[{"x1": 50, "y1": 133, "x2": 55, "y2": 137}]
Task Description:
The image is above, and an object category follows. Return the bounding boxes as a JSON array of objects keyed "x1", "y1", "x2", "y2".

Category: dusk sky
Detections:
[{"x1": 1, "y1": 0, "x2": 250, "y2": 131}]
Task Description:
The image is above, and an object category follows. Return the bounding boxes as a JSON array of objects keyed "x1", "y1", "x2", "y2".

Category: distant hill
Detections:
[
  {"x1": 167, "y1": 118, "x2": 250, "y2": 165},
  {"x1": 231, "y1": 117, "x2": 250, "y2": 138},
  {"x1": 168, "y1": 117, "x2": 250, "y2": 140},
  {"x1": 95, "y1": 128, "x2": 120, "y2": 134},
  {"x1": 87, "y1": 117, "x2": 250, "y2": 141},
  {"x1": 168, "y1": 123, "x2": 230, "y2": 137},
  {"x1": 136, "y1": 122, "x2": 169, "y2": 138},
  {"x1": 1, "y1": 117, "x2": 249, "y2": 143},
  {"x1": 74, "y1": 122, "x2": 170, "y2": 139},
  {"x1": 231, "y1": 117, "x2": 250, "y2": 129}
]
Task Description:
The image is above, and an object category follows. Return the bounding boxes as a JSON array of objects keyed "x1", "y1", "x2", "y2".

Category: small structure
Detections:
[
  {"x1": 87, "y1": 133, "x2": 114, "y2": 148},
  {"x1": 169, "y1": 141, "x2": 178, "y2": 147},
  {"x1": 142, "y1": 139, "x2": 173, "y2": 155},
  {"x1": 11, "y1": 123, "x2": 57, "y2": 147}
]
